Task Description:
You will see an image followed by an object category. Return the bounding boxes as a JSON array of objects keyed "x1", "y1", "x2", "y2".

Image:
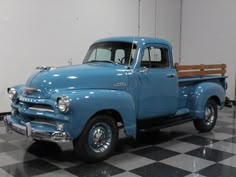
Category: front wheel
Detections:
[
  {"x1": 193, "y1": 99, "x2": 218, "y2": 132},
  {"x1": 73, "y1": 114, "x2": 118, "y2": 163}
]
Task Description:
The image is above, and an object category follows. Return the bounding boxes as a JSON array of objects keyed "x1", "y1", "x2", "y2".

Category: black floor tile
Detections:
[
  {"x1": 214, "y1": 127, "x2": 236, "y2": 135},
  {"x1": 25, "y1": 141, "x2": 64, "y2": 158},
  {"x1": 132, "y1": 146, "x2": 180, "y2": 161},
  {"x1": 1, "y1": 159, "x2": 59, "y2": 177},
  {"x1": 131, "y1": 162, "x2": 191, "y2": 177},
  {"x1": 179, "y1": 135, "x2": 218, "y2": 146},
  {"x1": 131, "y1": 130, "x2": 188, "y2": 147},
  {"x1": 0, "y1": 142, "x2": 19, "y2": 153},
  {"x1": 186, "y1": 147, "x2": 234, "y2": 162},
  {"x1": 65, "y1": 162, "x2": 125, "y2": 177},
  {"x1": 198, "y1": 163, "x2": 236, "y2": 177}
]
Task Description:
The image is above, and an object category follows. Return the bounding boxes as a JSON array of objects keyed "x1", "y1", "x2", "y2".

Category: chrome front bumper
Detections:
[{"x1": 4, "y1": 115, "x2": 71, "y2": 143}]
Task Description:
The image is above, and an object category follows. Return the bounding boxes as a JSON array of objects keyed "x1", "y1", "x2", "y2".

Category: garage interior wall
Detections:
[
  {"x1": 0, "y1": 0, "x2": 181, "y2": 112},
  {"x1": 181, "y1": 0, "x2": 236, "y2": 100},
  {"x1": 1, "y1": 0, "x2": 235, "y2": 113}
]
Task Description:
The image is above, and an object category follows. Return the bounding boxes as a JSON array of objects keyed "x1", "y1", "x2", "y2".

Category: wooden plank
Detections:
[
  {"x1": 176, "y1": 65, "x2": 203, "y2": 70},
  {"x1": 177, "y1": 71, "x2": 205, "y2": 77},
  {"x1": 176, "y1": 64, "x2": 226, "y2": 70},
  {"x1": 204, "y1": 70, "x2": 226, "y2": 75},
  {"x1": 204, "y1": 64, "x2": 226, "y2": 69},
  {"x1": 177, "y1": 70, "x2": 226, "y2": 77}
]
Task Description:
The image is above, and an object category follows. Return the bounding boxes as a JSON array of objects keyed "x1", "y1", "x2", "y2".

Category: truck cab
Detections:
[{"x1": 4, "y1": 37, "x2": 227, "y2": 162}]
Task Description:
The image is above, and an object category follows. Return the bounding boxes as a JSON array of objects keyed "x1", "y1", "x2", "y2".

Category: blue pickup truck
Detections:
[{"x1": 4, "y1": 37, "x2": 227, "y2": 162}]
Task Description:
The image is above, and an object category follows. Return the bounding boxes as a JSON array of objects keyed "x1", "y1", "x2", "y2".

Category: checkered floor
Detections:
[{"x1": 0, "y1": 107, "x2": 235, "y2": 177}]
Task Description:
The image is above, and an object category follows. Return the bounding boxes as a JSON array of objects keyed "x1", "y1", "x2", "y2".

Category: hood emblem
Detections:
[
  {"x1": 24, "y1": 87, "x2": 41, "y2": 95},
  {"x1": 36, "y1": 66, "x2": 55, "y2": 71}
]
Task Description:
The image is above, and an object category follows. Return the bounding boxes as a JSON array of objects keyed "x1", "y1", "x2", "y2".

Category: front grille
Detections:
[
  {"x1": 28, "y1": 104, "x2": 54, "y2": 113},
  {"x1": 29, "y1": 117, "x2": 57, "y2": 127}
]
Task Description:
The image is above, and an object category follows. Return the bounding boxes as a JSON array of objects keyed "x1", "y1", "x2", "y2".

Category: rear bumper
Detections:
[{"x1": 3, "y1": 115, "x2": 71, "y2": 143}]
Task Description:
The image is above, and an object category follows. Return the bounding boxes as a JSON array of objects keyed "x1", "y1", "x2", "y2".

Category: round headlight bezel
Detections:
[
  {"x1": 7, "y1": 88, "x2": 16, "y2": 100},
  {"x1": 57, "y1": 96, "x2": 69, "y2": 113}
]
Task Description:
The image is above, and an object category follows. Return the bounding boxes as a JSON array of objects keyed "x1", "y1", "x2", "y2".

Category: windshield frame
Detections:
[{"x1": 83, "y1": 41, "x2": 137, "y2": 66}]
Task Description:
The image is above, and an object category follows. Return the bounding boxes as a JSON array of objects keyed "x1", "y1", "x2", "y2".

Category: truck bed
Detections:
[{"x1": 175, "y1": 63, "x2": 227, "y2": 109}]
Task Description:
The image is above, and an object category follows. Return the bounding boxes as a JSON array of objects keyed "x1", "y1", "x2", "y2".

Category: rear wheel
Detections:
[
  {"x1": 193, "y1": 99, "x2": 218, "y2": 132},
  {"x1": 73, "y1": 114, "x2": 118, "y2": 163}
]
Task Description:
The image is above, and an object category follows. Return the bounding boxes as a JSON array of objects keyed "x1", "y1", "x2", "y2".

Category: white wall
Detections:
[
  {"x1": 181, "y1": 0, "x2": 236, "y2": 99},
  {"x1": 0, "y1": 0, "x2": 181, "y2": 112},
  {"x1": 157, "y1": 0, "x2": 181, "y2": 63}
]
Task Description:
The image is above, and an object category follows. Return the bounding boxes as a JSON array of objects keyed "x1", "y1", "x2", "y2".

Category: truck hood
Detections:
[{"x1": 24, "y1": 63, "x2": 129, "y2": 98}]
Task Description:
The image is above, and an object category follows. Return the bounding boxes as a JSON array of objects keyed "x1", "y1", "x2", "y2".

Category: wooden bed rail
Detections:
[{"x1": 175, "y1": 63, "x2": 226, "y2": 77}]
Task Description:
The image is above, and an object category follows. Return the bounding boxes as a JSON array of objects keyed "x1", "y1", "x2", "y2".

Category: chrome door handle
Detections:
[
  {"x1": 166, "y1": 74, "x2": 175, "y2": 78},
  {"x1": 140, "y1": 67, "x2": 148, "y2": 73}
]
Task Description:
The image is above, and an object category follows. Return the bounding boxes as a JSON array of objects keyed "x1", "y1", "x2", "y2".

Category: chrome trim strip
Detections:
[
  {"x1": 28, "y1": 107, "x2": 54, "y2": 113},
  {"x1": 24, "y1": 87, "x2": 41, "y2": 92},
  {"x1": 25, "y1": 122, "x2": 32, "y2": 136},
  {"x1": 31, "y1": 121, "x2": 56, "y2": 127}
]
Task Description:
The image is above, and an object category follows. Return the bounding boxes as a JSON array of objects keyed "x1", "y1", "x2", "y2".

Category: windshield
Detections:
[{"x1": 83, "y1": 42, "x2": 137, "y2": 65}]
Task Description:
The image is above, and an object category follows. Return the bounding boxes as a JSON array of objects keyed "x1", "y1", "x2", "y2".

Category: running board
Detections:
[{"x1": 138, "y1": 115, "x2": 194, "y2": 133}]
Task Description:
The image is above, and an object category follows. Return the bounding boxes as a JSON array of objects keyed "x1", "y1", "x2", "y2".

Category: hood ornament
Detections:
[{"x1": 36, "y1": 66, "x2": 55, "y2": 71}]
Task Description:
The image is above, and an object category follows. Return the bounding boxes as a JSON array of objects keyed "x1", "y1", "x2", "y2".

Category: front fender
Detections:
[
  {"x1": 11, "y1": 84, "x2": 25, "y2": 94},
  {"x1": 187, "y1": 82, "x2": 225, "y2": 119},
  {"x1": 51, "y1": 89, "x2": 136, "y2": 139}
]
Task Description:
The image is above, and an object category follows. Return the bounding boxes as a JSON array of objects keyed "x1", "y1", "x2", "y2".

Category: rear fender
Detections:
[{"x1": 187, "y1": 82, "x2": 225, "y2": 119}]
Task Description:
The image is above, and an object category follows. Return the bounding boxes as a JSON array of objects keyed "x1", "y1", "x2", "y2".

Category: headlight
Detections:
[
  {"x1": 7, "y1": 88, "x2": 16, "y2": 100},
  {"x1": 57, "y1": 96, "x2": 69, "y2": 113}
]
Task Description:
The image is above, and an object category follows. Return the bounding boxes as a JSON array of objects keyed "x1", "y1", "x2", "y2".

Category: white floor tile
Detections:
[
  {"x1": 32, "y1": 170, "x2": 77, "y2": 177},
  {"x1": 197, "y1": 132, "x2": 234, "y2": 140},
  {"x1": 206, "y1": 141, "x2": 236, "y2": 154},
  {"x1": 0, "y1": 168, "x2": 14, "y2": 177},
  {"x1": 156, "y1": 140, "x2": 200, "y2": 153},
  {"x1": 105, "y1": 153, "x2": 155, "y2": 171},
  {"x1": 184, "y1": 173, "x2": 207, "y2": 177},
  {"x1": 112, "y1": 171, "x2": 142, "y2": 177},
  {"x1": 160, "y1": 154, "x2": 215, "y2": 172},
  {"x1": 0, "y1": 149, "x2": 37, "y2": 167}
]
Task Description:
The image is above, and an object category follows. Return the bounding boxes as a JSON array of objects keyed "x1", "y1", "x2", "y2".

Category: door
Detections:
[{"x1": 137, "y1": 44, "x2": 178, "y2": 119}]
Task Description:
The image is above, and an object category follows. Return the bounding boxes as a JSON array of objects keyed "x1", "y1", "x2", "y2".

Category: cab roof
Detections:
[{"x1": 94, "y1": 36, "x2": 172, "y2": 49}]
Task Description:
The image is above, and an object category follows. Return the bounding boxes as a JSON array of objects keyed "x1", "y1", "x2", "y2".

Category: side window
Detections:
[
  {"x1": 149, "y1": 48, "x2": 162, "y2": 62},
  {"x1": 141, "y1": 47, "x2": 168, "y2": 68}
]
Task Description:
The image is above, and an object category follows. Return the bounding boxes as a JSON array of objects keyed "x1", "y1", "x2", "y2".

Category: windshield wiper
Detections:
[{"x1": 85, "y1": 60, "x2": 118, "y2": 65}]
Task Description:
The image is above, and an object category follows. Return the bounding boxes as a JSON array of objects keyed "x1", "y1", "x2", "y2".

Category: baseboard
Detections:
[{"x1": 0, "y1": 112, "x2": 11, "y2": 120}]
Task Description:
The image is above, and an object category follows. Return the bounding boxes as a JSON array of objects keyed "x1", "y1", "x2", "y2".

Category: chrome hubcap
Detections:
[
  {"x1": 205, "y1": 106, "x2": 215, "y2": 125},
  {"x1": 88, "y1": 123, "x2": 112, "y2": 153},
  {"x1": 93, "y1": 128, "x2": 106, "y2": 145}
]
